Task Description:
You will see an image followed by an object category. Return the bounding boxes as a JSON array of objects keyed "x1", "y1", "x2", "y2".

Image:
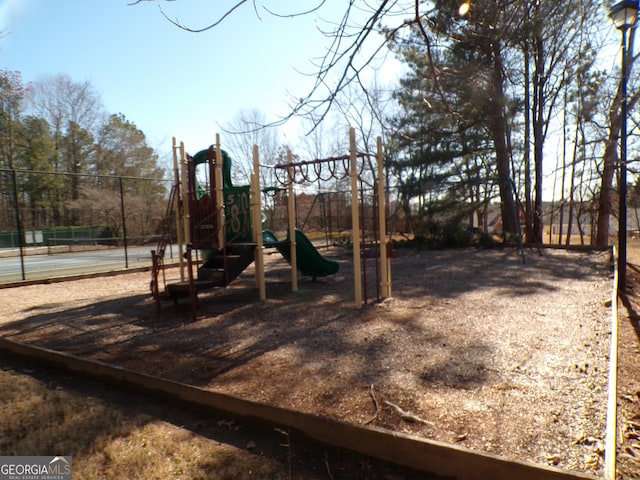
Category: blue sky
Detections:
[
  {"x1": 0, "y1": 0, "x2": 624, "y2": 201},
  {"x1": 0, "y1": 0, "x2": 396, "y2": 161}
]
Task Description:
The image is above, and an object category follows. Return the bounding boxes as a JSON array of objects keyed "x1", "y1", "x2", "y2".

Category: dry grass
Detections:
[
  {"x1": 0, "y1": 366, "x2": 288, "y2": 479},
  {"x1": 0, "y1": 358, "x2": 417, "y2": 479}
]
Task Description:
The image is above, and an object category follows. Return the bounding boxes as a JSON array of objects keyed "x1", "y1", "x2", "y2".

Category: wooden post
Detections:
[
  {"x1": 180, "y1": 142, "x2": 190, "y2": 246},
  {"x1": 151, "y1": 250, "x2": 161, "y2": 313},
  {"x1": 172, "y1": 137, "x2": 185, "y2": 281},
  {"x1": 215, "y1": 134, "x2": 225, "y2": 250},
  {"x1": 350, "y1": 128, "x2": 362, "y2": 307},
  {"x1": 287, "y1": 148, "x2": 298, "y2": 292},
  {"x1": 180, "y1": 141, "x2": 195, "y2": 315},
  {"x1": 377, "y1": 136, "x2": 391, "y2": 298},
  {"x1": 252, "y1": 144, "x2": 266, "y2": 300},
  {"x1": 186, "y1": 247, "x2": 197, "y2": 321}
]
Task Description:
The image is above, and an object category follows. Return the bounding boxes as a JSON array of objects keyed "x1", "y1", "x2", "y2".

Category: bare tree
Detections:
[
  {"x1": 223, "y1": 108, "x2": 280, "y2": 184},
  {"x1": 25, "y1": 75, "x2": 104, "y2": 222},
  {"x1": 597, "y1": 27, "x2": 640, "y2": 246},
  {"x1": 0, "y1": 70, "x2": 27, "y2": 230},
  {"x1": 0, "y1": 69, "x2": 26, "y2": 171},
  {"x1": 519, "y1": 0, "x2": 602, "y2": 244},
  {"x1": 28, "y1": 74, "x2": 103, "y2": 174}
]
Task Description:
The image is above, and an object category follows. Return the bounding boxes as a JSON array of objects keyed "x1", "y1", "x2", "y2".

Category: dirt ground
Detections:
[
  {"x1": 617, "y1": 256, "x2": 640, "y2": 480},
  {"x1": 0, "y1": 245, "x2": 624, "y2": 477}
]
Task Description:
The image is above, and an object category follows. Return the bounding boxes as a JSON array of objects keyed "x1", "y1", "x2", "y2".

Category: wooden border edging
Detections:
[
  {"x1": 604, "y1": 247, "x2": 619, "y2": 479},
  {"x1": 0, "y1": 265, "x2": 155, "y2": 289},
  {"x1": 0, "y1": 338, "x2": 600, "y2": 480}
]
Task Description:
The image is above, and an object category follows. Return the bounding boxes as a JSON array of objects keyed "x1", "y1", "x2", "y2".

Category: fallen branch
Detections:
[
  {"x1": 364, "y1": 384, "x2": 379, "y2": 425},
  {"x1": 324, "y1": 450, "x2": 335, "y2": 480},
  {"x1": 384, "y1": 400, "x2": 435, "y2": 427}
]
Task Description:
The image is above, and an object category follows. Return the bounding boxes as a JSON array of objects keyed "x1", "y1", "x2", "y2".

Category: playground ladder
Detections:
[{"x1": 150, "y1": 183, "x2": 178, "y2": 311}]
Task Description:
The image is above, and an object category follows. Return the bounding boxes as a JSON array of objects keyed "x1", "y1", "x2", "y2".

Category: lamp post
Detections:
[{"x1": 610, "y1": 0, "x2": 638, "y2": 294}]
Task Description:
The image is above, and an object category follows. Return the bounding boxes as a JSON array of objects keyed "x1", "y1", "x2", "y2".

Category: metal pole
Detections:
[
  {"x1": 619, "y1": 26, "x2": 629, "y2": 294},
  {"x1": 11, "y1": 169, "x2": 26, "y2": 280},
  {"x1": 119, "y1": 176, "x2": 129, "y2": 269}
]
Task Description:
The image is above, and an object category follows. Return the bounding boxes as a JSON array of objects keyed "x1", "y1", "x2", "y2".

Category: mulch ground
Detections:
[{"x1": 1, "y1": 246, "x2": 625, "y2": 477}]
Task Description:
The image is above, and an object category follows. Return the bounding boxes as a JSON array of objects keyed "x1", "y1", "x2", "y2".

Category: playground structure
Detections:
[{"x1": 150, "y1": 128, "x2": 392, "y2": 319}]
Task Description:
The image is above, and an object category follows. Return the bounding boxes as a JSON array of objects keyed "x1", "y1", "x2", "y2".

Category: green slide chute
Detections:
[{"x1": 263, "y1": 228, "x2": 339, "y2": 279}]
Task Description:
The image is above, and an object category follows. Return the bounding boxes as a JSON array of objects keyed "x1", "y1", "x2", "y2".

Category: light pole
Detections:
[{"x1": 610, "y1": 0, "x2": 638, "y2": 294}]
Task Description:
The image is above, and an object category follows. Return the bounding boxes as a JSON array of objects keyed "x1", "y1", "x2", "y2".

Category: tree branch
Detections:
[
  {"x1": 127, "y1": 0, "x2": 175, "y2": 5},
  {"x1": 413, "y1": 0, "x2": 458, "y2": 121},
  {"x1": 159, "y1": 1, "x2": 250, "y2": 33},
  {"x1": 129, "y1": 1, "x2": 408, "y2": 133},
  {"x1": 263, "y1": 1, "x2": 327, "y2": 19}
]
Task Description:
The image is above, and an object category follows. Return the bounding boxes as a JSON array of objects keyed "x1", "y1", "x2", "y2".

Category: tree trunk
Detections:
[
  {"x1": 487, "y1": 43, "x2": 517, "y2": 236},
  {"x1": 597, "y1": 29, "x2": 638, "y2": 246},
  {"x1": 566, "y1": 129, "x2": 579, "y2": 246},
  {"x1": 523, "y1": 40, "x2": 534, "y2": 242},
  {"x1": 596, "y1": 98, "x2": 620, "y2": 247},
  {"x1": 532, "y1": 33, "x2": 545, "y2": 244}
]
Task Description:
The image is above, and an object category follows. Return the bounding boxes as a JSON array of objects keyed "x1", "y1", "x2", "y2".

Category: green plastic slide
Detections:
[{"x1": 263, "y1": 228, "x2": 339, "y2": 279}]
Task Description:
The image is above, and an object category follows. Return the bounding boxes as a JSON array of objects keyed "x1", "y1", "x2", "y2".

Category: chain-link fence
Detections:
[
  {"x1": 4, "y1": 166, "x2": 563, "y2": 283},
  {"x1": 0, "y1": 169, "x2": 173, "y2": 283}
]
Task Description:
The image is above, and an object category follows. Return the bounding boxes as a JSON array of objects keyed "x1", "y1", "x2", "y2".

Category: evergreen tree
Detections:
[
  {"x1": 18, "y1": 116, "x2": 58, "y2": 225},
  {"x1": 388, "y1": 21, "x2": 499, "y2": 239},
  {"x1": 94, "y1": 113, "x2": 163, "y2": 181}
]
